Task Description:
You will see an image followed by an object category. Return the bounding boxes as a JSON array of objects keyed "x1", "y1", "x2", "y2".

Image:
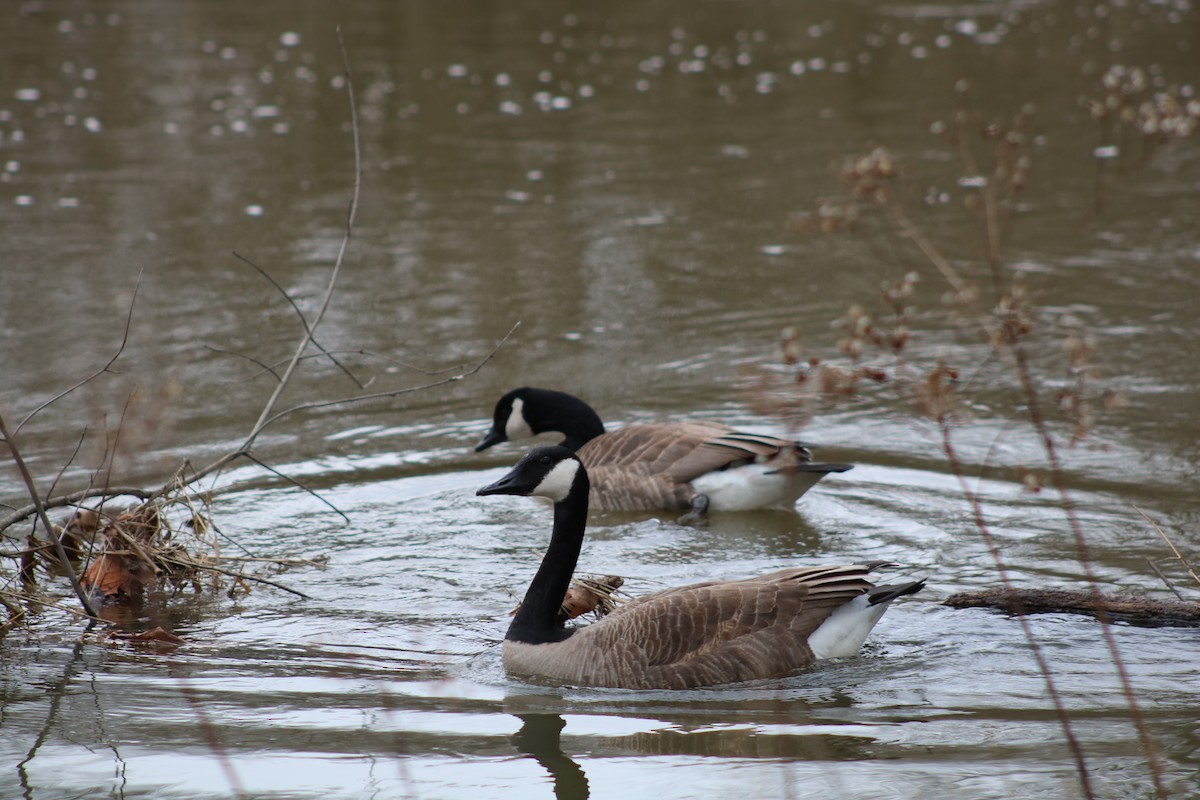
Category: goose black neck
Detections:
[
  {"x1": 506, "y1": 469, "x2": 590, "y2": 645},
  {"x1": 529, "y1": 390, "x2": 605, "y2": 452}
]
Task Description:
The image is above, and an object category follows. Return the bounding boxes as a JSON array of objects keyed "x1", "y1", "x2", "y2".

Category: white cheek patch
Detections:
[
  {"x1": 533, "y1": 458, "x2": 580, "y2": 502},
  {"x1": 505, "y1": 397, "x2": 533, "y2": 440}
]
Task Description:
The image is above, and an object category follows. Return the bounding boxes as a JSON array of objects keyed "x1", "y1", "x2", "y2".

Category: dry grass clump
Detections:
[
  {"x1": 561, "y1": 574, "x2": 624, "y2": 621},
  {"x1": 506, "y1": 573, "x2": 626, "y2": 625},
  {"x1": 0, "y1": 478, "x2": 319, "y2": 633}
]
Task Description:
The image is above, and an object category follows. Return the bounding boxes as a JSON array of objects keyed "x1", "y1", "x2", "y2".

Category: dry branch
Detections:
[
  {"x1": 242, "y1": 29, "x2": 363, "y2": 450},
  {"x1": 0, "y1": 412, "x2": 98, "y2": 618},
  {"x1": 1136, "y1": 506, "x2": 1200, "y2": 590},
  {"x1": 0, "y1": 487, "x2": 151, "y2": 534},
  {"x1": 231, "y1": 250, "x2": 365, "y2": 389},
  {"x1": 13, "y1": 276, "x2": 139, "y2": 436}
]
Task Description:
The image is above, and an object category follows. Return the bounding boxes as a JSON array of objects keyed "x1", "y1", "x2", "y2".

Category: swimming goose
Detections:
[
  {"x1": 477, "y1": 445, "x2": 924, "y2": 689},
  {"x1": 476, "y1": 387, "x2": 853, "y2": 517}
]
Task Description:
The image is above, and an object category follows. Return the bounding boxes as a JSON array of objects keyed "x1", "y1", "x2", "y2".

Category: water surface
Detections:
[{"x1": 1, "y1": 1, "x2": 1198, "y2": 798}]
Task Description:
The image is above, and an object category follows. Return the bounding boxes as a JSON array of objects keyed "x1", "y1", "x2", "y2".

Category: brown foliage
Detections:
[
  {"x1": 81, "y1": 506, "x2": 162, "y2": 601},
  {"x1": 561, "y1": 575, "x2": 624, "y2": 620}
]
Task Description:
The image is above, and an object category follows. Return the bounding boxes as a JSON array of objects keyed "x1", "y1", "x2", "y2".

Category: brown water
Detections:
[{"x1": 2, "y1": 1, "x2": 1198, "y2": 798}]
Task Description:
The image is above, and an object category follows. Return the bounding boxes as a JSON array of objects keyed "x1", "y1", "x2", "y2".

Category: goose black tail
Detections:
[{"x1": 866, "y1": 579, "x2": 926, "y2": 606}]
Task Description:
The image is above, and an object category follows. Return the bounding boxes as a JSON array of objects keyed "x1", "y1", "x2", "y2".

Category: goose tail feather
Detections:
[
  {"x1": 807, "y1": 576, "x2": 925, "y2": 660},
  {"x1": 867, "y1": 578, "x2": 927, "y2": 606}
]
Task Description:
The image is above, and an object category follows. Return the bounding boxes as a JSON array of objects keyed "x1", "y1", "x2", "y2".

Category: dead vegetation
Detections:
[
  {"x1": 745, "y1": 74, "x2": 1197, "y2": 800},
  {"x1": 0, "y1": 37, "x2": 515, "y2": 638},
  {"x1": 559, "y1": 574, "x2": 624, "y2": 622},
  {"x1": 506, "y1": 573, "x2": 626, "y2": 625}
]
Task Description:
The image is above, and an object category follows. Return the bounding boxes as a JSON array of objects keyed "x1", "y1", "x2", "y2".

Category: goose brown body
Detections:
[
  {"x1": 477, "y1": 388, "x2": 852, "y2": 513},
  {"x1": 504, "y1": 563, "x2": 903, "y2": 689},
  {"x1": 478, "y1": 446, "x2": 924, "y2": 690}
]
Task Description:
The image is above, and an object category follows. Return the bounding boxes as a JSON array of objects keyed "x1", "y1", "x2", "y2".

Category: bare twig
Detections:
[
  {"x1": 218, "y1": 554, "x2": 328, "y2": 568},
  {"x1": 940, "y1": 422, "x2": 1093, "y2": 796},
  {"x1": 0, "y1": 593, "x2": 24, "y2": 633},
  {"x1": 242, "y1": 29, "x2": 363, "y2": 453},
  {"x1": 242, "y1": 454, "x2": 349, "y2": 523},
  {"x1": 237, "y1": 348, "x2": 463, "y2": 382},
  {"x1": 1145, "y1": 559, "x2": 1185, "y2": 602},
  {"x1": 254, "y1": 322, "x2": 521, "y2": 437},
  {"x1": 0, "y1": 487, "x2": 152, "y2": 534},
  {"x1": 159, "y1": 555, "x2": 311, "y2": 600},
  {"x1": 1009, "y1": 344, "x2": 1166, "y2": 798},
  {"x1": 1135, "y1": 505, "x2": 1200, "y2": 589},
  {"x1": 43, "y1": 427, "x2": 90, "y2": 509},
  {"x1": 14, "y1": 274, "x2": 140, "y2": 436},
  {"x1": 359, "y1": 351, "x2": 470, "y2": 376},
  {"x1": 231, "y1": 251, "x2": 365, "y2": 389},
  {"x1": 98, "y1": 387, "x2": 139, "y2": 510},
  {"x1": 0, "y1": 588, "x2": 95, "y2": 623},
  {"x1": 0, "y1": 412, "x2": 98, "y2": 618},
  {"x1": 171, "y1": 321, "x2": 519, "y2": 498},
  {"x1": 203, "y1": 345, "x2": 282, "y2": 382}
]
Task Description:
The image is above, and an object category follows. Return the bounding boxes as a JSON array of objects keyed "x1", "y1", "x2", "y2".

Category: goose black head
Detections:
[
  {"x1": 477, "y1": 445, "x2": 585, "y2": 503},
  {"x1": 475, "y1": 387, "x2": 534, "y2": 452},
  {"x1": 475, "y1": 388, "x2": 604, "y2": 453}
]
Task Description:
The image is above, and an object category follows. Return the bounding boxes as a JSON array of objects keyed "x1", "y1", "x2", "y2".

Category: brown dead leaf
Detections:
[
  {"x1": 109, "y1": 626, "x2": 186, "y2": 645},
  {"x1": 79, "y1": 505, "x2": 162, "y2": 600},
  {"x1": 560, "y1": 575, "x2": 624, "y2": 620},
  {"x1": 513, "y1": 574, "x2": 625, "y2": 621},
  {"x1": 82, "y1": 552, "x2": 156, "y2": 600}
]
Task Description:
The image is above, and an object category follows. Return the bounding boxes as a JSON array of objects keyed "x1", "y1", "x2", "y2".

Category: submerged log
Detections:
[{"x1": 944, "y1": 588, "x2": 1200, "y2": 628}]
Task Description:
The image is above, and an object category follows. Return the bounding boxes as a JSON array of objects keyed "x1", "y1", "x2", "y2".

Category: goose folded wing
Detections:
[
  {"x1": 664, "y1": 431, "x2": 808, "y2": 483},
  {"x1": 578, "y1": 574, "x2": 871, "y2": 689},
  {"x1": 577, "y1": 422, "x2": 732, "y2": 469},
  {"x1": 576, "y1": 424, "x2": 738, "y2": 509}
]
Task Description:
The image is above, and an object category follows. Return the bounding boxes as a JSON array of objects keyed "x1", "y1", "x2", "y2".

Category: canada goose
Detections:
[
  {"x1": 476, "y1": 387, "x2": 853, "y2": 517},
  {"x1": 477, "y1": 445, "x2": 924, "y2": 689}
]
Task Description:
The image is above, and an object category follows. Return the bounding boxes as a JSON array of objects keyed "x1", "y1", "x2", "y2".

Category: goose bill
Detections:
[{"x1": 475, "y1": 427, "x2": 505, "y2": 452}]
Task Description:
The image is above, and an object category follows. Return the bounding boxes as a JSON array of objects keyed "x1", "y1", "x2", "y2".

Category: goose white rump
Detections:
[{"x1": 690, "y1": 461, "x2": 830, "y2": 511}]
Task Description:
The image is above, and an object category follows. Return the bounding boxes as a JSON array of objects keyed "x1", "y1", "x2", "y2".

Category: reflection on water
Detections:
[
  {"x1": 2, "y1": 0, "x2": 1199, "y2": 798},
  {"x1": 507, "y1": 709, "x2": 889, "y2": 800},
  {"x1": 12, "y1": 638, "x2": 94, "y2": 800},
  {"x1": 512, "y1": 714, "x2": 590, "y2": 800}
]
